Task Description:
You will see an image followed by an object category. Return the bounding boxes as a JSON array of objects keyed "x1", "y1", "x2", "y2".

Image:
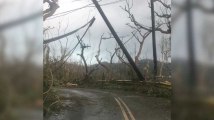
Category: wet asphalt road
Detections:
[{"x1": 45, "y1": 88, "x2": 171, "y2": 120}]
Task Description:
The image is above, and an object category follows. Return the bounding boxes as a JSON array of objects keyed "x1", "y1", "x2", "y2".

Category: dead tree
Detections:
[
  {"x1": 106, "y1": 47, "x2": 121, "y2": 80},
  {"x1": 77, "y1": 38, "x2": 90, "y2": 80},
  {"x1": 121, "y1": 0, "x2": 152, "y2": 65},
  {"x1": 159, "y1": 36, "x2": 170, "y2": 77},
  {"x1": 108, "y1": 36, "x2": 134, "y2": 70},
  {"x1": 149, "y1": 0, "x2": 171, "y2": 34},
  {"x1": 122, "y1": 0, "x2": 171, "y2": 34},
  {"x1": 116, "y1": 50, "x2": 128, "y2": 66},
  {"x1": 131, "y1": 30, "x2": 151, "y2": 64},
  {"x1": 152, "y1": 0, "x2": 171, "y2": 78},
  {"x1": 113, "y1": 36, "x2": 135, "y2": 79},
  {"x1": 106, "y1": 48, "x2": 118, "y2": 64},
  {"x1": 121, "y1": 2, "x2": 148, "y2": 64},
  {"x1": 95, "y1": 34, "x2": 110, "y2": 73},
  {"x1": 92, "y1": 0, "x2": 144, "y2": 80},
  {"x1": 122, "y1": 0, "x2": 171, "y2": 78},
  {"x1": 77, "y1": 36, "x2": 98, "y2": 81},
  {"x1": 122, "y1": 0, "x2": 171, "y2": 40},
  {"x1": 95, "y1": 34, "x2": 122, "y2": 80},
  {"x1": 95, "y1": 33, "x2": 132, "y2": 80}
]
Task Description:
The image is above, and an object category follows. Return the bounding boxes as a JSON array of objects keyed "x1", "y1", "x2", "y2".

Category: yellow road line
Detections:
[
  {"x1": 114, "y1": 97, "x2": 129, "y2": 120},
  {"x1": 118, "y1": 97, "x2": 136, "y2": 120}
]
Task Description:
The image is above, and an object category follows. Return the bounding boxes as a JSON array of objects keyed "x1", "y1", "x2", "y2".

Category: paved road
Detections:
[{"x1": 45, "y1": 88, "x2": 171, "y2": 120}]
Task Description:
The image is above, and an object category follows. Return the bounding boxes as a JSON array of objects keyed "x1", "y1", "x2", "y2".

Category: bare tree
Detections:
[
  {"x1": 114, "y1": 48, "x2": 133, "y2": 75},
  {"x1": 95, "y1": 33, "x2": 130, "y2": 80},
  {"x1": 122, "y1": 0, "x2": 171, "y2": 34},
  {"x1": 159, "y1": 36, "x2": 170, "y2": 77},
  {"x1": 121, "y1": 0, "x2": 151, "y2": 64},
  {"x1": 77, "y1": 36, "x2": 98, "y2": 81},
  {"x1": 95, "y1": 34, "x2": 110, "y2": 72},
  {"x1": 106, "y1": 47, "x2": 120, "y2": 65},
  {"x1": 122, "y1": 0, "x2": 171, "y2": 64},
  {"x1": 132, "y1": 30, "x2": 151, "y2": 64},
  {"x1": 149, "y1": 0, "x2": 171, "y2": 34},
  {"x1": 77, "y1": 37, "x2": 90, "y2": 79}
]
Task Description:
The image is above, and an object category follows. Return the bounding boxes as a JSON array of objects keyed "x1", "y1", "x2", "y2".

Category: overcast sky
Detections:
[
  {"x1": 2, "y1": 0, "x2": 212, "y2": 66},
  {"x1": 44, "y1": 0, "x2": 170, "y2": 64}
]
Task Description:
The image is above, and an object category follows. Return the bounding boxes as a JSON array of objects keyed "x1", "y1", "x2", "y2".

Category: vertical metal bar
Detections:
[
  {"x1": 150, "y1": 0, "x2": 158, "y2": 78},
  {"x1": 92, "y1": 0, "x2": 144, "y2": 81}
]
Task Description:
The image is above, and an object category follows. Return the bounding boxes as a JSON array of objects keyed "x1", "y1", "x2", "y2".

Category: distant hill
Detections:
[{"x1": 89, "y1": 59, "x2": 171, "y2": 80}]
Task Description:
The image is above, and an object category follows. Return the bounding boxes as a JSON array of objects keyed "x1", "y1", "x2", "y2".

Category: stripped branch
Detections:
[{"x1": 95, "y1": 34, "x2": 110, "y2": 72}]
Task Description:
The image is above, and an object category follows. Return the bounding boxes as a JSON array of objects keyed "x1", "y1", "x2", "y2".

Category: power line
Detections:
[
  {"x1": 46, "y1": 0, "x2": 125, "y2": 20},
  {"x1": 50, "y1": 17, "x2": 96, "y2": 73},
  {"x1": 43, "y1": 17, "x2": 95, "y2": 44}
]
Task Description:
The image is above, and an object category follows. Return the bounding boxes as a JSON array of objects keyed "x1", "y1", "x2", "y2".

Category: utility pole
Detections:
[
  {"x1": 186, "y1": 0, "x2": 196, "y2": 90},
  {"x1": 150, "y1": 0, "x2": 158, "y2": 78},
  {"x1": 92, "y1": 0, "x2": 144, "y2": 81}
]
